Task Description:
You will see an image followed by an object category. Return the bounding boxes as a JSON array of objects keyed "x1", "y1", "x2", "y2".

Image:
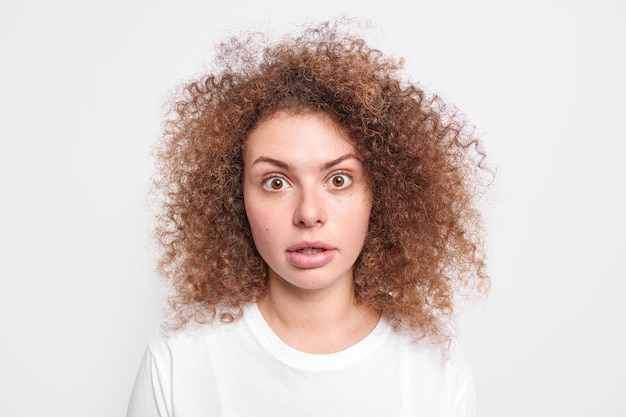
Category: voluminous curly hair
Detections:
[{"x1": 154, "y1": 18, "x2": 490, "y2": 342}]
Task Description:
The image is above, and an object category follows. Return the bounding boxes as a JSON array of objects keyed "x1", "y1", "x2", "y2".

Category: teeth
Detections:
[{"x1": 296, "y1": 248, "x2": 325, "y2": 254}]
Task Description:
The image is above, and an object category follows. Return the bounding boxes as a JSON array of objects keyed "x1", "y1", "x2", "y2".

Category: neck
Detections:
[{"x1": 257, "y1": 274, "x2": 380, "y2": 354}]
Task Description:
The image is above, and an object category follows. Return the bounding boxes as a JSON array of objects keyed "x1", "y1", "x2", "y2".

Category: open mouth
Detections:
[
  {"x1": 295, "y1": 248, "x2": 326, "y2": 254},
  {"x1": 287, "y1": 245, "x2": 335, "y2": 268}
]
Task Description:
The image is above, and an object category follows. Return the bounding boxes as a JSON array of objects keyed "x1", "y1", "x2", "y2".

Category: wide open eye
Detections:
[
  {"x1": 327, "y1": 174, "x2": 352, "y2": 189},
  {"x1": 263, "y1": 176, "x2": 289, "y2": 191}
]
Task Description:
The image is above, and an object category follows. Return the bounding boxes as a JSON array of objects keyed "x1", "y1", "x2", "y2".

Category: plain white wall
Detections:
[{"x1": 1, "y1": 0, "x2": 624, "y2": 415}]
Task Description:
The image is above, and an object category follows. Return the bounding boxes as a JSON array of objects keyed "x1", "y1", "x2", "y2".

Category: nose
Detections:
[{"x1": 293, "y1": 186, "x2": 327, "y2": 227}]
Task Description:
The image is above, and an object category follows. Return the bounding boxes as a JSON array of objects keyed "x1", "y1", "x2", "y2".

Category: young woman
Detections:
[{"x1": 127, "y1": 18, "x2": 490, "y2": 417}]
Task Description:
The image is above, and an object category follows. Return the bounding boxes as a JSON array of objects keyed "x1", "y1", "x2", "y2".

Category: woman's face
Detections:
[{"x1": 243, "y1": 112, "x2": 372, "y2": 293}]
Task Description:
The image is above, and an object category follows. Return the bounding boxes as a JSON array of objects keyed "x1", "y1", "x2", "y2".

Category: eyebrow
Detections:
[
  {"x1": 251, "y1": 156, "x2": 292, "y2": 170},
  {"x1": 251, "y1": 154, "x2": 358, "y2": 171}
]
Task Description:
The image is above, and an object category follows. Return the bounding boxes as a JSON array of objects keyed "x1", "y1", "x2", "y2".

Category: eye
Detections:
[
  {"x1": 328, "y1": 174, "x2": 351, "y2": 189},
  {"x1": 263, "y1": 176, "x2": 289, "y2": 191}
]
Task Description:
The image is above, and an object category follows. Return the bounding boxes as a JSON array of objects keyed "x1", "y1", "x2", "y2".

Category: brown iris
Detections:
[
  {"x1": 331, "y1": 175, "x2": 345, "y2": 187},
  {"x1": 270, "y1": 178, "x2": 283, "y2": 190}
]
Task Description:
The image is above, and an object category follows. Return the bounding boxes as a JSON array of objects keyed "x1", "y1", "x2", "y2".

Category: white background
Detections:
[{"x1": 1, "y1": 0, "x2": 624, "y2": 415}]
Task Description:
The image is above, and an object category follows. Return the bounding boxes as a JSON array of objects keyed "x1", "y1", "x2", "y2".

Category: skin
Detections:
[{"x1": 243, "y1": 111, "x2": 379, "y2": 354}]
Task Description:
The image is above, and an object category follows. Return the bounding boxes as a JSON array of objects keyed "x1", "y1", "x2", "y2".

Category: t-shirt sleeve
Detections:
[{"x1": 126, "y1": 343, "x2": 172, "y2": 417}]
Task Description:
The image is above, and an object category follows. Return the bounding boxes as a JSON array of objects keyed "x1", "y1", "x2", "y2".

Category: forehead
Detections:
[{"x1": 244, "y1": 112, "x2": 356, "y2": 162}]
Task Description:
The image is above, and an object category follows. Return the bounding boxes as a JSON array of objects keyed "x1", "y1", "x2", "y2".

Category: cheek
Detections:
[
  {"x1": 244, "y1": 208, "x2": 278, "y2": 264},
  {"x1": 351, "y1": 194, "x2": 372, "y2": 230},
  {"x1": 356, "y1": 207, "x2": 372, "y2": 236},
  {"x1": 336, "y1": 205, "x2": 371, "y2": 243},
  {"x1": 244, "y1": 202, "x2": 274, "y2": 238}
]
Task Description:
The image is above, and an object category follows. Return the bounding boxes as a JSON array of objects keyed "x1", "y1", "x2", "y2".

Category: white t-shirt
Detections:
[{"x1": 127, "y1": 303, "x2": 475, "y2": 417}]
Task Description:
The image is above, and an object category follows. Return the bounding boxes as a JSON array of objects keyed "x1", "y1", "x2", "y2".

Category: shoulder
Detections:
[
  {"x1": 413, "y1": 335, "x2": 475, "y2": 415},
  {"x1": 146, "y1": 309, "x2": 249, "y2": 363},
  {"x1": 404, "y1": 331, "x2": 473, "y2": 381},
  {"x1": 387, "y1": 327, "x2": 475, "y2": 395}
]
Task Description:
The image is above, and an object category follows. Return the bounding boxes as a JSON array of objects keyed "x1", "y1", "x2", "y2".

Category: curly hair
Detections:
[{"x1": 153, "y1": 18, "x2": 490, "y2": 342}]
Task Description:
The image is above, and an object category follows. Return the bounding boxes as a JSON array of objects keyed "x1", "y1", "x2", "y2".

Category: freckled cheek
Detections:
[
  {"x1": 353, "y1": 205, "x2": 373, "y2": 240},
  {"x1": 245, "y1": 209, "x2": 281, "y2": 262},
  {"x1": 245, "y1": 208, "x2": 275, "y2": 237},
  {"x1": 332, "y1": 191, "x2": 371, "y2": 220}
]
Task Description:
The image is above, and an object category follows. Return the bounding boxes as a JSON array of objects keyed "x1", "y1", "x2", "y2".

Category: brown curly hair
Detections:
[{"x1": 154, "y1": 18, "x2": 490, "y2": 342}]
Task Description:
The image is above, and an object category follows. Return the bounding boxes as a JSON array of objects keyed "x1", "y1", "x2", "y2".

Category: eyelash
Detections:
[{"x1": 261, "y1": 172, "x2": 353, "y2": 191}]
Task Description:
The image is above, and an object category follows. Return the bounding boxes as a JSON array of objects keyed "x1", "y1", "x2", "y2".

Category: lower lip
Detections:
[{"x1": 287, "y1": 249, "x2": 336, "y2": 269}]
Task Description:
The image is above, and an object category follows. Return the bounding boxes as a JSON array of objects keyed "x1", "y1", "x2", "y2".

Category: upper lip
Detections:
[{"x1": 286, "y1": 241, "x2": 334, "y2": 252}]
